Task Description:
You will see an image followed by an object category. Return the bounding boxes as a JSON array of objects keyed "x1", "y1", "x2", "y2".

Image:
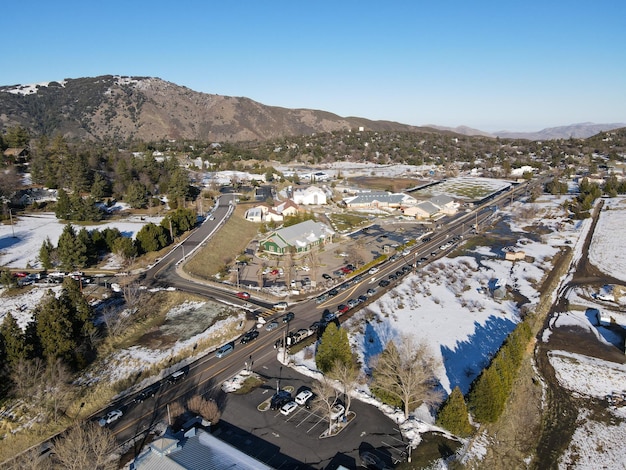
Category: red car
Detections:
[
  {"x1": 236, "y1": 292, "x2": 251, "y2": 300},
  {"x1": 270, "y1": 269, "x2": 279, "y2": 276},
  {"x1": 337, "y1": 304, "x2": 349, "y2": 314}
]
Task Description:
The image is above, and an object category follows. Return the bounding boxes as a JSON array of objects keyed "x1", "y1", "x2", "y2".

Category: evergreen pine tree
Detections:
[
  {"x1": 469, "y1": 366, "x2": 506, "y2": 423},
  {"x1": 436, "y1": 386, "x2": 474, "y2": 437},
  {"x1": 315, "y1": 323, "x2": 353, "y2": 373},
  {"x1": 39, "y1": 236, "x2": 55, "y2": 270},
  {"x1": 55, "y1": 189, "x2": 72, "y2": 220},
  {"x1": 35, "y1": 291, "x2": 77, "y2": 365},
  {"x1": 0, "y1": 313, "x2": 31, "y2": 367}
]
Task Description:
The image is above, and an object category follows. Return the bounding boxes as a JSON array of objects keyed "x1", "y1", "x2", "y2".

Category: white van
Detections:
[{"x1": 273, "y1": 301, "x2": 288, "y2": 312}]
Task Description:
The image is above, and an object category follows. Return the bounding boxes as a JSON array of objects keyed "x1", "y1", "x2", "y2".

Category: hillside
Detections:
[{"x1": 0, "y1": 75, "x2": 430, "y2": 142}]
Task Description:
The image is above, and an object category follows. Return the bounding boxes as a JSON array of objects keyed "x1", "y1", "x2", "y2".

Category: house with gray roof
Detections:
[
  {"x1": 130, "y1": 426, "x2": 274, "y2": 470},
  {"x1": 342, "y1": 192, "x2": 416, "y2": 209},
  {"x1": 259, "y1": 219, "x2": 334, "y2": 255}
]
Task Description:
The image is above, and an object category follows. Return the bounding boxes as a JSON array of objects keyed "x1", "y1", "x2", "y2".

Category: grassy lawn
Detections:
[
  {"x1": 327, "y1": 212, "x2": 370, "y2": 232},
  {"x1": 184, "y1": 205, "x2": 259, "y2": 279}
]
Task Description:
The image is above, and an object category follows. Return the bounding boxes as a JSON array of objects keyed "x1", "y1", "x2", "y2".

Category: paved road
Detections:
[{"x1": 106, "y1": 182, "x2": 536, "y2": 467}]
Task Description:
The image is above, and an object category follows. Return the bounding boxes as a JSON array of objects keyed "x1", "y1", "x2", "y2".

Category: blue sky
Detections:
[{"x1": 2, "y1": 1, "x2": 625, "y2": 132}]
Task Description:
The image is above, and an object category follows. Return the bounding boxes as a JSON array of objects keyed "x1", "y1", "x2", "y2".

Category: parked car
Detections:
[
  {"x1": 322, "y1": 273, "x2": 332, "y2": 280},
  {"x1": 347, "y1": 299, "x2": 359, "y2": 308},
  {"x1": 280, "y1": 401, "x2": 298, "y2": 416},
  {"x1": 358, "y1": 295, "x2": 368, "y2": 303},
  {"x1": 315, "y1": 294, "x2": 328, "y2": 304},
  {"x1": 328, "y1": 289, "x2": 339, "y2": 297},
  {"x1": 330, "y1": 403, "x2": 345, "y2": 420},
  {"x1": 240, "y1": 330, "x2": 259, "y2": 344},
  {"x1": 216, "y1": 342, "x2": 235, "y2": 358},
  {"x1": 388, "y1": 273, "x2": 397, "y2": 281},
  {"x1": 378, "y1": 279, "x2": 390, "y2": 287},
  {"x1": 323, "y1": 309, "x2": 336, "y2": 322},
  {"x1": 337, "y1": 304, "x2": 349, "y2": 314},
  {"x1": 295, "y1": 389, "x2": 314, "y2": 405},
  {"x1": 265, "y1": 321, "x2": 279, "y2": 331},
  {"x1": 282, "y1": 312, "x2": 295, "y2": 323},
  {"x1": 366, "y1": 288, "x2": 377, "y2": 296},
  {"x1": 270, "y1": 390, "x2": 292, "y2": 410},
  {"x1": 273, "y1": 301, "x2": 288, "y2": 311},
  {"x1": 236, "y1": 291, "x2": 251, "y2": 300},
  {"x1": 99, "y1": 409, "x2": 123, "y2": 427}
]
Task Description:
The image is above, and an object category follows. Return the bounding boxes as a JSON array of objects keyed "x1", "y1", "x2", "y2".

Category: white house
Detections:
[{"x1": 293, "y1": 185, "x2": 327, "y2": 205}]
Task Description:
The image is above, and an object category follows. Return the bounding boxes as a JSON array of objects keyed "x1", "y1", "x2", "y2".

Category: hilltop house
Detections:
[{"x1": 259, "y1": 219, "x2": 335, "y2": 255}]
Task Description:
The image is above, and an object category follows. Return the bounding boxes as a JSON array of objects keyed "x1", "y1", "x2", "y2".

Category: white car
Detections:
[
  {"x1": 330, "y1": 403, "x2": 345, "y2": 420},
  {"x1": 295, "y1": 389, "x2": 313, "y2": 405},
  {"x1": 368, "y1": 267, "x2": 379, "y2": 275},
  {"x1": 99, "y1": 409, "x2": 123, "y2": 427},
  {"x1": 280, "y1": 401, "x2": 298, "y2": 416}
]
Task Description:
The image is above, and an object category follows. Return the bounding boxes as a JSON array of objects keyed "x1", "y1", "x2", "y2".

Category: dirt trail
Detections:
[{"x1": 532, "y1": 200, "x2": 626, "y2": 469}]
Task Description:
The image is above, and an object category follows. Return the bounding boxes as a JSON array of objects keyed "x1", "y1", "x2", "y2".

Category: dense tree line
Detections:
[
  {"x1": 38, "y1": 208, "x2": 196, "y2": 271},
  {"x1": 467, "y1": 322, "x2": 533, "y2": 423}
]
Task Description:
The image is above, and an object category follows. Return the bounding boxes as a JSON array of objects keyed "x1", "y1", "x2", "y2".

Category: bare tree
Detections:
[
  {"x1": 306, "y1": 245, "x2": 320, "y2": 284},
  {"x1": 53, "y1": 422, "x2": 117, "y2": 470},
  {"x1": 328, "y1": 359, "x2": 359, "y2": 416},
  {"x1": 44, "y1": 358, "x2": 74, "y2": 423},
  {"x1": 10, "y1": 358, "x2": 46, "y2": 400},
  {"x1": 311, "y1": 375, "x2": 339, "y2": 435},
  {"x1": 5, "y1": 446, "x2": 52, "y2": 470},
  {"x1": 186, "y1": 395, "x2": 221, "y2": 425},
  {"x1": 370, "y1": 335, "x2": 442, "y2": 419},
  {"x1": 100, "y1": 303, "x2": 130, "y2": 339}
]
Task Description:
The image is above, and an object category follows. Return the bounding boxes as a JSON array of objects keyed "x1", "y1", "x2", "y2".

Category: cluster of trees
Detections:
[
  {"x1": 38, "y1": 208, "x2": 196, "y2": 271},
  {"x1": 0, "y1": 278, "x2": 96, "y2": 416},
  {"x1": 466, "y1": 322, "x2": 533, "y2": 423}
]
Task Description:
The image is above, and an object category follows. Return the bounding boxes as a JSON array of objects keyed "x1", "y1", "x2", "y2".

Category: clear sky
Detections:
[{"x1": 2, "y1": 1, "x2": 625, "y2": 132}]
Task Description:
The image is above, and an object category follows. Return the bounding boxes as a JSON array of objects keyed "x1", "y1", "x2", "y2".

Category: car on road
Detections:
[
  {"x1": 209, "y1": 216, "x2": 215, "y2": 221},
  {"x1": 216, "y1": 342, "x2": 235, "y2": 358},
  {"x1": 99, "y1": 409, "x2": 123, "y2": 427},
  {"x1": 240, "y1": 330, "x2": 259, "y2": 344},
  {"x1": 337, "y1": 304, "x2": 349, "y2": 314},
  {"x1": 330, "y1": 403, "x2": 345, "y2": 420},
  {"x1": 167, "y1": 369, "x2": 187, "y2": 384},
  {"x1": 295, "y1": 389, "x2": 314, "y2": 405},
  {"x1": 273, "y1": 301, "x2": 288, "y2": 311},
  {"x1": 236, "y1": 291, "x2": 251, "y2": 300},
  {"x1": 280, "y1": 401, "x2": 298, "y2": 416},
  {"x1": 368, "y1": 267, "x2": 379, "y2": 274},
  {"x1": 265, "y1": 321, "x2": 279, "y2": 331},
  {"x1": 134, "y1": 382, "x2": 161, "y2": 403},
  {"x1": 282, "y1": 312, "x2": 295, "y2": 323}
]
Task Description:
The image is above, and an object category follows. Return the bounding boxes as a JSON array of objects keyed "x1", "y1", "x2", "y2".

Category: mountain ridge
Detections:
[{"x1": 0, "y1": 75, "x2": 623, "y2": 142}]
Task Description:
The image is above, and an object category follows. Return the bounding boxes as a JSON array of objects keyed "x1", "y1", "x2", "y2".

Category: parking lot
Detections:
[
  {"x1": 218, "y1": 364, "x2": 406, "y2": 469},
  {"x1": 235, "y1": 221, "x2": 431, "y2": 297}
]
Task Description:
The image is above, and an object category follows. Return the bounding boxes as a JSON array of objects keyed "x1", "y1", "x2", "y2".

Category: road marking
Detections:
[{"x1": 272, "y1": 432, "x2": 280, "y2": 438}]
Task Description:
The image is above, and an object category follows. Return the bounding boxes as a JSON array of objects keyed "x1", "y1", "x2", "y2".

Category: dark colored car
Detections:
[
  {"x1": 378, "y1": 279, "x2": 390, "y2": 287},
  {"x1": 358, "y1": 295, "x2": 368, "y2": 303},
  {"x1": 328, "y1": 289, "x2": 339, "y2": 297},
  {"x1": 240, "y1": 330, "x2": 259, "y2": 344},
  {"x1": 270, "y1": 390, "x2": 292, "y2": 410},
  {"x1": 134, "y1": 382, "x2": 161, "y2": 402},
  {"x1": 322, "y1": 273, "x2": 332, "y2": 280},
  {"x1": 282, "y1": 312, "x2": 295, "y2": 323},
  {"x1": 388, "y1": 273, "x2": 397, "y2": 281}
]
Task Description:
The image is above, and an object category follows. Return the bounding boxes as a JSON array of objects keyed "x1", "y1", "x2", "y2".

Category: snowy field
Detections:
[{"x1": 0, "y1": 208, "x2": 163, "y2": 269}]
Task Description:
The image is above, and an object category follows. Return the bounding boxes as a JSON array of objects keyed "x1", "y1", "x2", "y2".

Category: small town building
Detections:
[
  {"x1": 259, "y1": 219, "x2": 334, "y2": 255},
  {"x1": 292, "y1": 185, "x2": 327, "y2": 205}
]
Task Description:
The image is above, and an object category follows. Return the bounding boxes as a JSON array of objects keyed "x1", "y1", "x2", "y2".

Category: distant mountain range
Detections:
[
  {"x1": 428, "y1": 122, "x2": 626, "y2": 140},
  {"x1": 0, "y1": 75, "x2": 623, "y2": 142}
]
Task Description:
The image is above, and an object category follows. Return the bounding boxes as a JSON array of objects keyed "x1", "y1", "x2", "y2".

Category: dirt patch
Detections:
[{"x1": 136, "y1": 301, "x2": 236, "y2": 349}]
